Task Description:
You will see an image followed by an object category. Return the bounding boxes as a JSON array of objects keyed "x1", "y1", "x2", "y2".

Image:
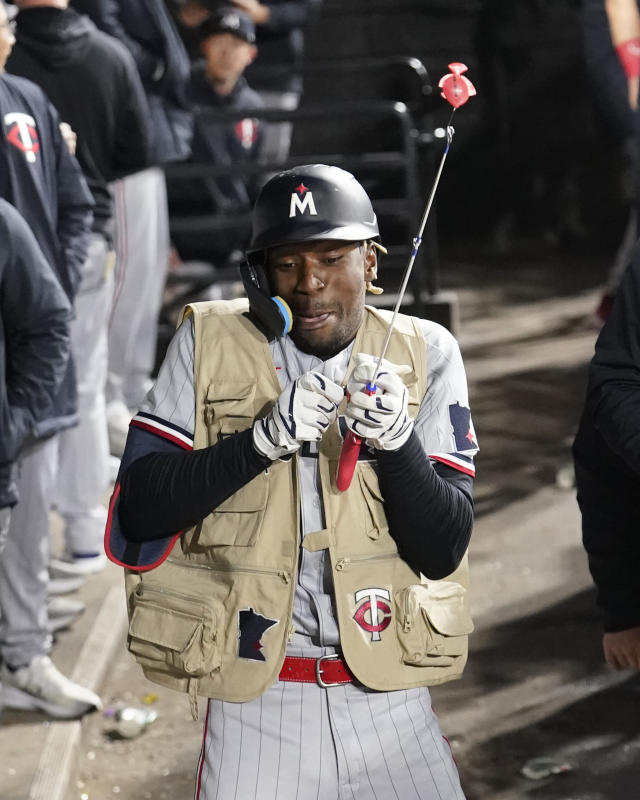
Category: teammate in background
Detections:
[
  {"x1": 169, "y1": 7, "x2": 263, "y2": 264},
  {"x1": 70, "y1": 0, "x2": 193, "y2": 456},
  {"x1": 0, "y1": 0, "x2": 100, "y2": 718},
  {"x1": 0, "y1": 200, "x2": 72, "y2": 556},
  {"x1": 107, "y1": 164, "x2": 477, "y2": 799},
  {"x1": 574, "y1": 241, "x2": 640, "y2": 671},
  {"x1": 234, "y1": 0, "x2": 324, "y2": 162},
  {"x1": 6, "y1": 0, "x2": 152, "y2": 577}
]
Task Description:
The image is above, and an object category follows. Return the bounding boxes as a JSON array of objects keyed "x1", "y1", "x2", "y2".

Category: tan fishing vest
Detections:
[{"x1": 124, "y1": 299, "x2": 473, "y2": 705}]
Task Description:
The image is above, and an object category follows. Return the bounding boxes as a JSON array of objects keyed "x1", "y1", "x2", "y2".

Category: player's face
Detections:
[
  {"x1": 201, "y1": 33, "x2": 256, "y2": 88},
  {"x1": 0, "y1": 8, "x2": 16, "y2": 73},
  {"x1": 268, "y1": 239, "x2": 378, "y2": 359}
]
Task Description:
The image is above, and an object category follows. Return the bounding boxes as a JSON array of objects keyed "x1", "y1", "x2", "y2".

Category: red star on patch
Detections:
[
  {"x1": 295, "y1": 183, "x2": 308, "y2": 195},
  {"x1": 466, "y1": 428, "x2": 474, "y2": 443}
]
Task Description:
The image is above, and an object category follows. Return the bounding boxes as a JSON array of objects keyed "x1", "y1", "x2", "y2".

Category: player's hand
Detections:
[
  {"x1": 231, "y1": 0, "x2": 270, "y2": 25},
  {"x1": 343, "y1": 353, "x2": 414, "y2": 451},
  {"x1": 253, "y1": 371, "x2": 344, "y2": 461},
  {"x1": 59, "y1": 121, "x2": 77, "y2": 155},
  {"x1": 0, "y1": 506, "x2": 11, "y2": 556},
  {"x1": 603, "y1": 627, "x2": 640, "y2": 670}
]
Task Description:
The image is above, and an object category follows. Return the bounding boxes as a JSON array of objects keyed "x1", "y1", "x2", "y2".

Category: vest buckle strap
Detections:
[{"x1": 278, "y1": 654, "x2": 354, "y2": 687}]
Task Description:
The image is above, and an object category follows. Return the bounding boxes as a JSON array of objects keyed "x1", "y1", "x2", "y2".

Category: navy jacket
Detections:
[
  {"x1": 0, "y1": 73, "x2": 94, "y2": 434},
  {"x1": 168, "y1": 68, "x2": 263, "y2": 262},
  {"x1": 0, "y1": 200, "x2": 72, "y2": 507},
  {"x1": 70, "y1": 0, "x2": 193, "y2": 164},
  {"x1": 7, "y1": 6, "x2": 152, "y2": 234},
  {"x1": 573, "y1": 241, "x2": 640, "y2": 632}
]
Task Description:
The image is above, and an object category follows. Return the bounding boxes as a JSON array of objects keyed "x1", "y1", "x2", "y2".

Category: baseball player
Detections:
[{"x1": 107, "y1": 164, "x2": 478, "y2": 799}]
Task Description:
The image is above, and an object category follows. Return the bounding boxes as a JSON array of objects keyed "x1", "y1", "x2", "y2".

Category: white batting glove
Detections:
[
  {"x1": 253, "y1": 371, "x2": 344, "y2": 461},
  {"x1": 0, "y1": 507, "x2": 11, "y2": 556},
  {"x1": 344, "y1": 353, "x2": 414, "y2": 451}
]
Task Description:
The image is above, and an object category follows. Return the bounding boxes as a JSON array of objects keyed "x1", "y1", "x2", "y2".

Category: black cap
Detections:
[
  {"x1": 200, "y1": 7, "x2": 256, "y2": 44},
  {"x1": 247, "y1": 164, "x2": 380, "y2": 255}
]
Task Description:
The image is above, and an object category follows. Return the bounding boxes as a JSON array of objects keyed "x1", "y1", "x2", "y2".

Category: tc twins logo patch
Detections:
[
  {"x1": 4, "y1": 112, "x2": 40, "y2": 163},
  {"x1": 289, "y1": 183, "x2": 317, "y2": 217},
  {"x1": 234, "y1": 118, "x2": 258, "y2": 150},
  {"x1": 237, "y1": 607, "x2": 278, "y2": 662},
  {"x1": 353, "y1": 588, "x2": 392, "y2": 642}
]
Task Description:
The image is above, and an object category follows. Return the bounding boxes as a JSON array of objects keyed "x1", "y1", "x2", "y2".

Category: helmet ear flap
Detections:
[{"x1": 240, "y1": 259, "x2": 292, "y2": 340}]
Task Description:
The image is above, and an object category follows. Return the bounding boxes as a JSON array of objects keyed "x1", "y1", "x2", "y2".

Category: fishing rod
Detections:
[{"x1": 336, "y1": 62, "x2": 476, "y2": 492}]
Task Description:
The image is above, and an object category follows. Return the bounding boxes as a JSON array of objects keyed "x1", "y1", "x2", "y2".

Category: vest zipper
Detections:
[
  {"x1": 403, "y1": 591, "x2": 413, "y2": 633},
  {"x1": 334, "y1": 551, "x2": 398, "y2": 571},
  {"x1": 167, "y1": 557, "x2": 291, "y2": 584},
  {"x1": 135, "y1": 584, "x2": 207, "y2": 604}
]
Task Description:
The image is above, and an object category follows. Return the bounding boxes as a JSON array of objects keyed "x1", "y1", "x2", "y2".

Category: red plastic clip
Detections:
[{"x1": 438, "y1": 62, "x2": 476, "y2": 109}]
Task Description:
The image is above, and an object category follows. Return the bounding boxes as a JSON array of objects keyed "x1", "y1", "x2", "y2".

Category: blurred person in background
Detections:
[
  {"x1": 574, "y1": 241, "x2": 640, "y2": 671},
  {"x1": 6, "y1": 0, "x2": 152, "y2": 575},
  {"x1": 0, "y1": 0, "x2": 101, "y2": 718},
  {"x1": 474, "y1": 0, "x2": 590, "y2": 252},
  {"x1": 169, "y1": 0, "x2": 324, "y2": 163},
  {"x1": 232, "y1": 0, "x2": 323, "y2": 162},
  {"x1": 169, "y1": 7, "x2": 263, "y2": 266},
  {"x1": 0, "y1": 200, "x2": 72, "y2": 558},
  {"x1": 70, "y1": 0, "x2": 193, "y2": 457}
]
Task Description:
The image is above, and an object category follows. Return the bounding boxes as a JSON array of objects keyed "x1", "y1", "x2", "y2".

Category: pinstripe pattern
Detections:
[
  {"x1": 107, "y1": 168, "x2": 170, "y2": 408},
  {"x1": 146, "y1": 316, "x2": 473, "y2": 800},
  {"x1": 195, "y1": 675, "x2": 464, "y2": 799},
  {"x1": 108, "y1": 178, "x2": 128, "y2": 327}
]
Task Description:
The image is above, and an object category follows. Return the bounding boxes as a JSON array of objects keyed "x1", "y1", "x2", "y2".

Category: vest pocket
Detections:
[
  {"x1": 197, "y1": 470, "x2": 268, "y2": 547},
  {"x1": 199, "y1": 379, "x2": 270, "y2": 546},
  {"x1": 127, "y1": 585, "x2": 222, "y2": 677},
  {"x1": 357, "y1": 465, "x2": 388, "y2": 540},
  {"x1": 204, "y1": 382, "x2": 256, "y2": 446},
  {"x1": 395, "y1": 581, "x2": 474, "y2": 667}
]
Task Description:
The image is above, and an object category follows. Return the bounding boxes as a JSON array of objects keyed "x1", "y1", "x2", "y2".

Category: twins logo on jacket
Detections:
[
  {"x1": 4, "y1": 111, "x2": 40, "y2": 163},
  {"x1": 234, "y1": 117, "x2": 258, "y2": 150}
]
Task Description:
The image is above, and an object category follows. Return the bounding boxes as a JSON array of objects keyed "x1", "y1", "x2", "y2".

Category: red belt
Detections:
[{"x1": 278, "y1": 654, "x2": 354, "y2": 687}]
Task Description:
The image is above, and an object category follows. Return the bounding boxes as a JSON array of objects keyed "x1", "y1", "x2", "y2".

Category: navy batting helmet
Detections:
[{"x1": 241, "y1": 165, "x2": 382, "y2": 338}]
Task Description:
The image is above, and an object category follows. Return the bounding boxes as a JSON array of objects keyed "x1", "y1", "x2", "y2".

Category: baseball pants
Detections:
[
  {"x1": 108, "y1": 166, "x2": 170, "y2": 410},
  {"x1": 257, "y1": 90, "x2": 299, "y2": 165},
  {"x1": 194, "y1": 648, "x2": 465, "y2": 800},
  {"x1": 0, "y1": 436, "x2": 57, "y2": 667},
  {"x1": 56, "y1": 233, "x2": 112, "y2": 555}
]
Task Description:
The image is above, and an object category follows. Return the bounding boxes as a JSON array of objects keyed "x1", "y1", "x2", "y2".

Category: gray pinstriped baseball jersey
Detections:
[{"x1": 137, "y1": 317, "x2": 475, "y2": 800}]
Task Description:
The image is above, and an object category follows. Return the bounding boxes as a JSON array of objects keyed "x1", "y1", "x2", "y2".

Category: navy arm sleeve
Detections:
[
  {"x1": 377, "y1": 431, "x2": 474, "y2": 579},
  {"x1": 118, "y1": 428, "x2": 271, "y2": 541}
]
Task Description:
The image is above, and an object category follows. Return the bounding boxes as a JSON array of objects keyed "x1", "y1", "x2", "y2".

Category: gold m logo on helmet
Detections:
[{"x1": 289, "y1": 191, "x2": 317, "y2": 218}]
